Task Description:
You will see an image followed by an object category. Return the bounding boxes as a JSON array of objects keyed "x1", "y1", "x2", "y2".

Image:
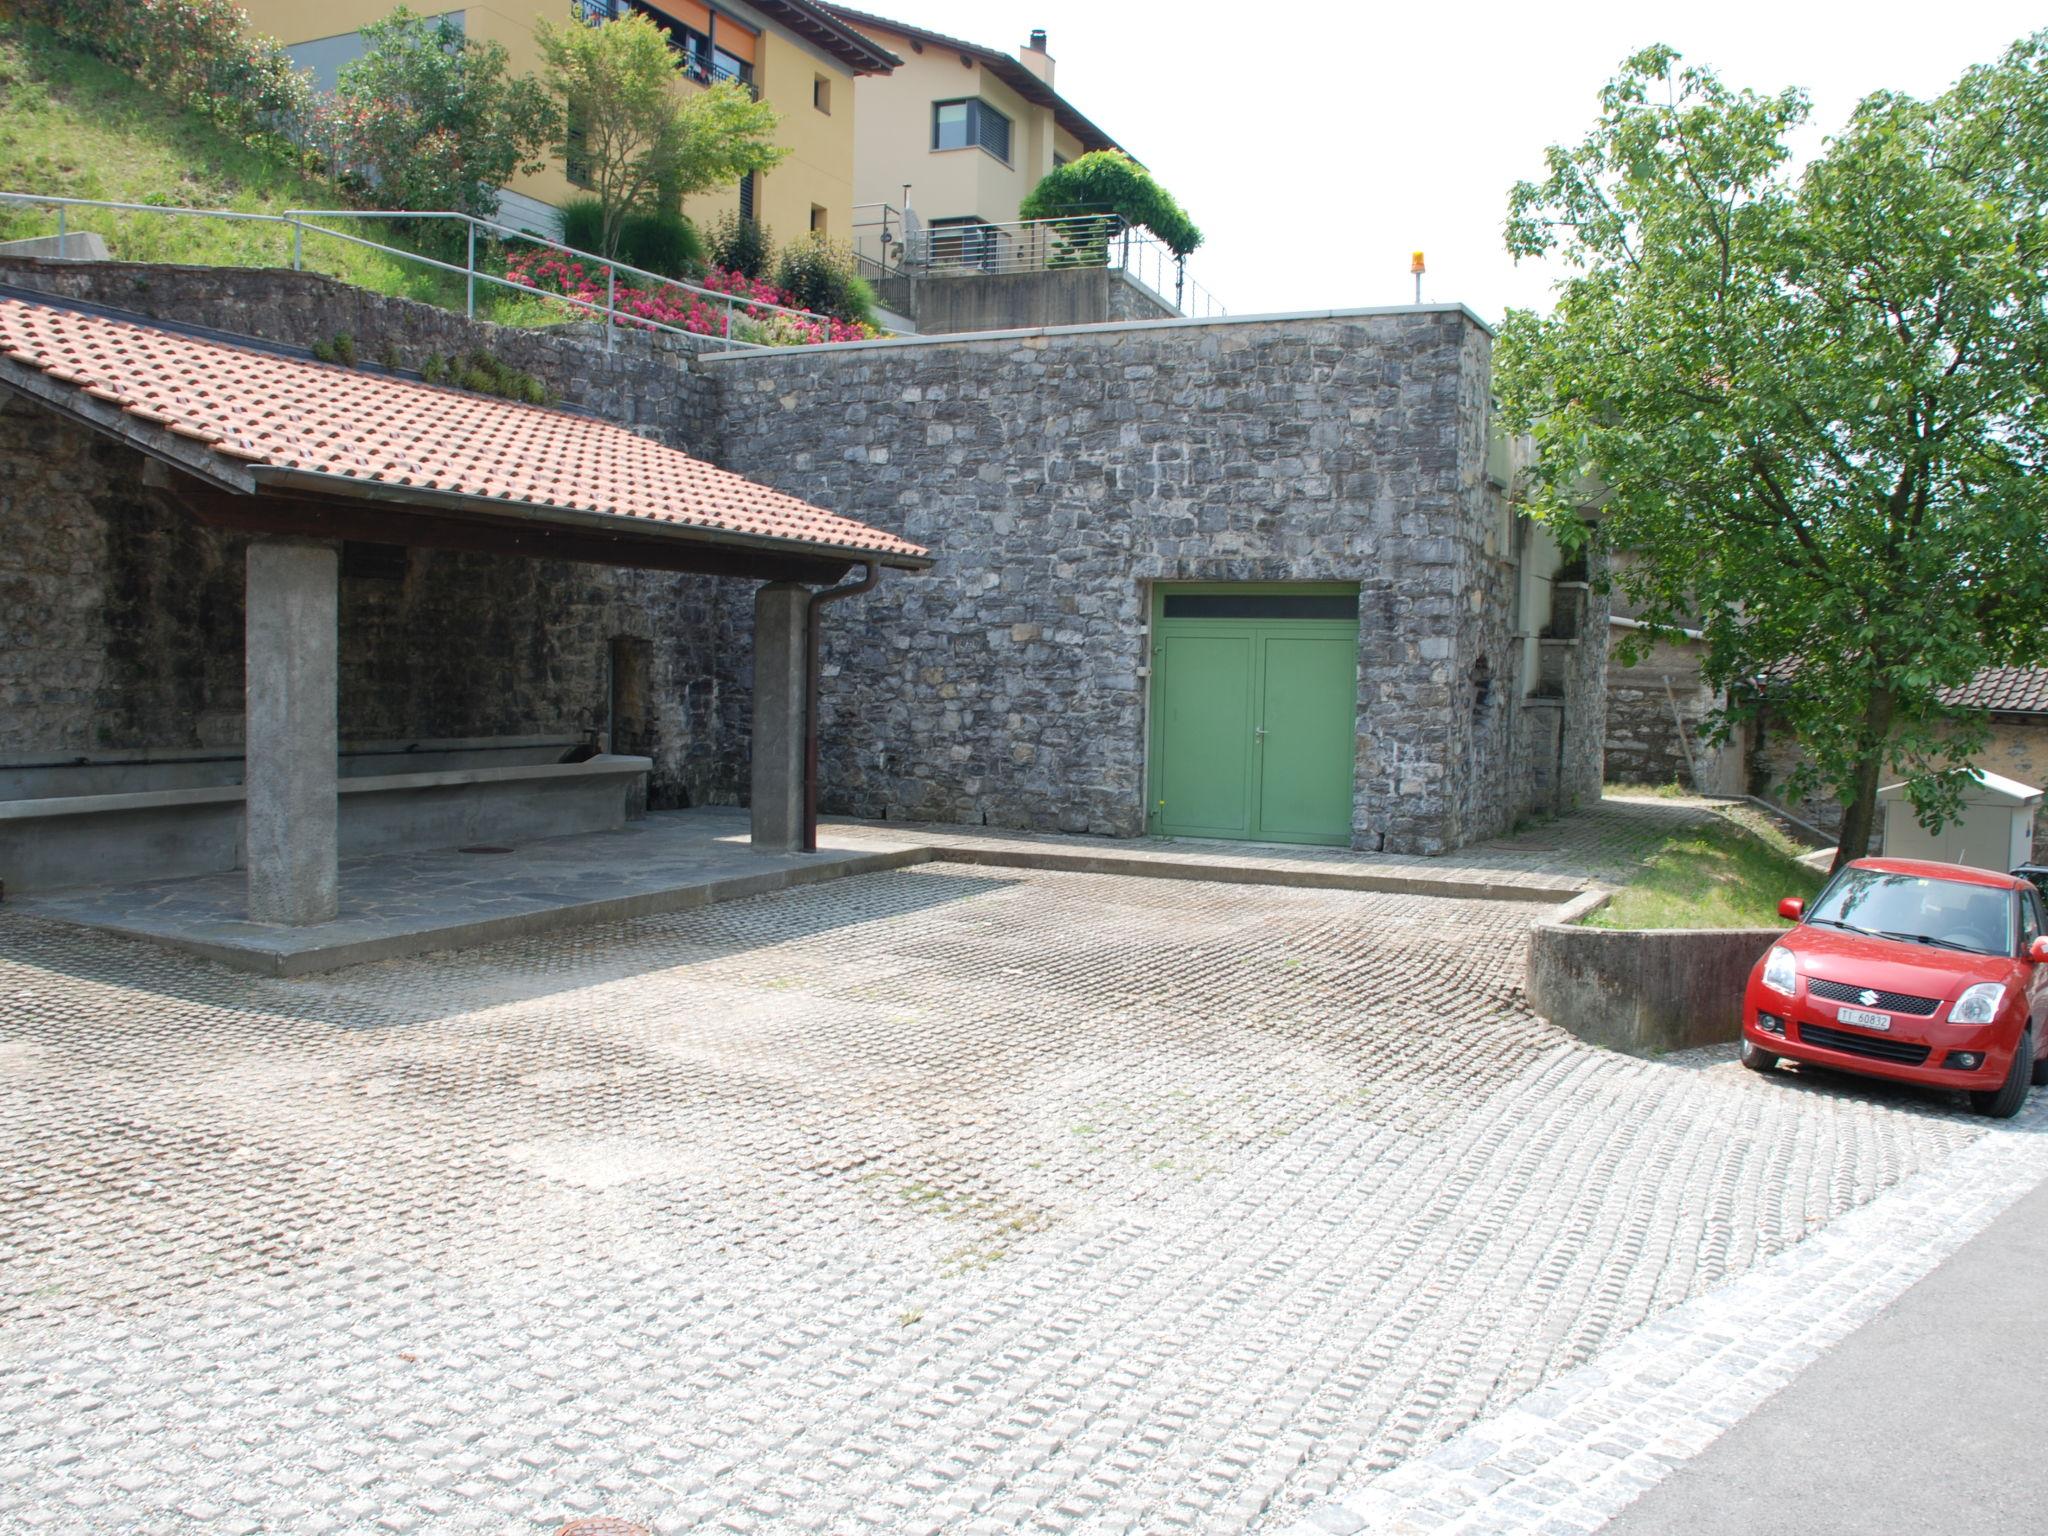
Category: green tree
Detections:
[
  {"x1": 1019, "y1": 150, "x2": 1202, "y2": 257},
  {"x1": 321, "y1": 8, "x2": 556, "y2": 220},
  {"x1": 535, "y1": 6, "x2": 785, "y2": 259},
  {"x1": 1499, "y1": 37, "x2": 2048, "y2": 869}
]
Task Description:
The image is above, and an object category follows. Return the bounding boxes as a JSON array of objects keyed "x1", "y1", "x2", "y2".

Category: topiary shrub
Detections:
[
  {"x1": 707, "y1": 211, "x2": 774, "y2": 280},
  {"x1": 1019, "y1": 150, "x2": 1203, "y2": 257},
  {"x1": 771, "y1": 235, "x2": 877, "y2": 326}
]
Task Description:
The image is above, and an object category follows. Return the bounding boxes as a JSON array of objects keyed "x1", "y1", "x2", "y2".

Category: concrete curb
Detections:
[
  {"x1": 63, "y1": 832, "x2": 1590, "y2": 978},
  {"x1": 88, "y1": 848, "x2": 933, "y2": 978},
  {"x1": 923, "y1": 843, "x2": 1583, "y2": 905}
]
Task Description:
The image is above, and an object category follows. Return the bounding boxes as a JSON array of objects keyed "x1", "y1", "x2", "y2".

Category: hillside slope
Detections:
[{"x1": 0, "y1": 24, "x2": 488, "y2": 311}]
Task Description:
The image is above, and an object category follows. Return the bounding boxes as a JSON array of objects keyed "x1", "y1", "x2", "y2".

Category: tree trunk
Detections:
[{"x1": 1830, "y1": 689, "x2": 1896, "y2": 873}]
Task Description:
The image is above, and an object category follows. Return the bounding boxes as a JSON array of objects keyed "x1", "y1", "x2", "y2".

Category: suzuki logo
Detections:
[{"x1": 1858, "y1": 989, "x2": 1880, "y2": 1006}]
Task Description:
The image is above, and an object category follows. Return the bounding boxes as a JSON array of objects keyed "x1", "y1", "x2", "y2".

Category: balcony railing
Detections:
[
  {"x1": 852, "y1": 208, "x2": 1225, "y2": 319},
  {"x1": 576, "y1": 0, "x2": 758, "y2": 99},
  {"x1": 679, "y1": 50, "x2": 757, "y2": 99}
]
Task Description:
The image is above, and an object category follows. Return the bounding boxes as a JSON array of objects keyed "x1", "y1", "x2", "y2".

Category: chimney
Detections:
[{"x1": 1019, "y1": 28, "x2": 1054, "y2": 87}]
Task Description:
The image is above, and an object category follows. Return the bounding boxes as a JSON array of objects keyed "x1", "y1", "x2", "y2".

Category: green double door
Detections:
[{"x1": 1146, "y1": 585, "x2": 1359, "y2": 846}]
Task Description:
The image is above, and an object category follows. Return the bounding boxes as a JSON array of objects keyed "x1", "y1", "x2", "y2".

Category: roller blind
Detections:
[{"x1": 711, "y1": 13, "x2": 756, "y2": 63}]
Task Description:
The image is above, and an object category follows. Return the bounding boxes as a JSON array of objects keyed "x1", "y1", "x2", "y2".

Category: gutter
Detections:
[{"x1": 1610, "y1": 614, "x2": 1706, "y2": 643}]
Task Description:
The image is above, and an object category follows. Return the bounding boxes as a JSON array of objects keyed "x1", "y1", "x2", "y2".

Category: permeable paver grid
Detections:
[{"x1": 0, "y1": 865, "x2": 1990, "y2": 1534}]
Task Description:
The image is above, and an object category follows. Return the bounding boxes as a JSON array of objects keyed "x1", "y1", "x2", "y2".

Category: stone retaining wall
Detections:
[{"x1": 0, "y1": 257, "x2": 722, "y2": 456}]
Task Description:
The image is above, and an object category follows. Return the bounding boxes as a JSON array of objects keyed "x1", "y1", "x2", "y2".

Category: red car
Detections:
[{"x1": 1742, "y1": 857, "x2": 2048, "y2": 1118}]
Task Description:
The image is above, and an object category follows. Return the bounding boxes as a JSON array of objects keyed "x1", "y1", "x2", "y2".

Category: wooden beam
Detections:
[{"x1": 169, "y1": 485, "x2": 857, "y2": 585}]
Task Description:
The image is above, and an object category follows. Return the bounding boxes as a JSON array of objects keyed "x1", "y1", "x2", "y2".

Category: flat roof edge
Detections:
[{"x1": 702, "y1": 302, "x2": 1496, "y2": 363}]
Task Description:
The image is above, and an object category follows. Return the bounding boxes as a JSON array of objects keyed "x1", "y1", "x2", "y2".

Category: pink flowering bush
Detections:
[{"x1": 502, "y1": 249, "x2": 877, "y2": 346}]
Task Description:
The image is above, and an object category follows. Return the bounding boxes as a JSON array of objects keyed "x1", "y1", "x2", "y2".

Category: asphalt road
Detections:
[{"x1": 1601, "y1": 1167, "x2": 2048, "y2": 1535}]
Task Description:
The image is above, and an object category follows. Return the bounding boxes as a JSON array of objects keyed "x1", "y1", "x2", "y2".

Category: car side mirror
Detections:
[
  {"x1": 1778, "y1": 897, "x2": 1805, "y2": 921},
  {"x1": 2029, "y1": 936, "x2": 2048, "y2": 964}
]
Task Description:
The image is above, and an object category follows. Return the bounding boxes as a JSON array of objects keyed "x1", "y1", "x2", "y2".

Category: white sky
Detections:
[{"x1": 865, "y1": 1, "x2": 2046, "y2": 322}]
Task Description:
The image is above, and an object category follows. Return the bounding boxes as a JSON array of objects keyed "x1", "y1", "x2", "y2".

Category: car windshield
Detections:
[{"x1": 1805, "y1": 868, "x2": 2015, "y2": 957}]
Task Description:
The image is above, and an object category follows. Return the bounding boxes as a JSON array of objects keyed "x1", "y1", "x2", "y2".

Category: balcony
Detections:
[
  {"x1": 678, "y1": 49, "x2": 758, "y2": 100},
  {"x1": 576, "y1": 0, "x2": 759, "y2": 100}
]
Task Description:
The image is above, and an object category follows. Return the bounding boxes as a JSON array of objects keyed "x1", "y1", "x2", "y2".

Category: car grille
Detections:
[
  {"x1": 1806, "y1": 977, "x2": 1941, "y2": 1016},
  {"x1": 1797, "y1": 1021, "x2": 1933, "y2": 1066}
]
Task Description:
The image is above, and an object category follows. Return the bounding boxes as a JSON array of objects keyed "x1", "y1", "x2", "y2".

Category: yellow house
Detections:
[
  {"x1": 824, "y1": 8, "x2": 1123, "y2": 251},
  {"x1": 240, "y1": 0, "x2": 898, "y2": 248}
]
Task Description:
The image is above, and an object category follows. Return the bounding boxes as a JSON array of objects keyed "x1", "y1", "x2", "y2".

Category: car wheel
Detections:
[
  {"x1": 1970, "y1": 1029, "x2": 2032, "y2": 1120},
  {"x1": 1740, "y1": 1039, "x2": 1779, "y2": 1074},
  {"x1": 2032, "y1": 1044, "x2": 2048, "y2": 1089}
]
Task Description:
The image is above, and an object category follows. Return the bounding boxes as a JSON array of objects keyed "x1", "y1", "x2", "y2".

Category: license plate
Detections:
[{"x1": 1836, "y1": 1006, "x2": 1893, "y2": 1031}]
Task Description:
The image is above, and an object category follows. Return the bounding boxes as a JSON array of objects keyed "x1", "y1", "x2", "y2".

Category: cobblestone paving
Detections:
[
  {"x1": 0, "y1": 864, "x2": 1986, "y2": 1535},
  {"x1": 1280, "y1": 1086, "x2": 2048, "y2": 1536}
]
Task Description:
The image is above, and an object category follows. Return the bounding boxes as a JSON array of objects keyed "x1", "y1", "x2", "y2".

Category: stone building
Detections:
[
  {"x1": 1, "y1": 257, "x2": 1604, "y2": 916},
  {"x1": 706, "y1": 309, "x2": 1605, "y2": 853}
]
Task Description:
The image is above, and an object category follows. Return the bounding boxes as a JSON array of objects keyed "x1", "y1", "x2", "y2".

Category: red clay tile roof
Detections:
[
  {"x1": 0, "y1": 295, "x2": 929, "y2": 566},
  {"x1": 1941, "y1": 667, "x2": 2048, "y2": 715}
]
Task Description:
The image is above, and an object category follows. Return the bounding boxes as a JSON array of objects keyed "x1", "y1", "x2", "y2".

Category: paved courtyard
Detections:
[{"x1": 0, "y1": 860, "x2": 1995, "y2": 1534}]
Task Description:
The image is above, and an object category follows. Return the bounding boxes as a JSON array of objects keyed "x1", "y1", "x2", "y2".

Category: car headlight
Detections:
[
  {"x1": 1762, "y1": 946, "x2": 1798, "y2": 997},
  {"x1": 1951, "y1": 982, "x2": 2007, "y2": 1025}
]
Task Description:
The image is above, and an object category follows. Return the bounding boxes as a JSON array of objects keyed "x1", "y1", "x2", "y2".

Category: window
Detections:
[
  {"x1": 933, "y1": 98, "x2": 1012, "y2": 162},
  {"x1": 810, "y1": 204, "x2": 827, "y2": 235},
  {"x1": 928, "y1": 215, "x2": 999, "y2": 270},
  {"x1": 341, "y1": 541, "x2": 407, "y2": 581},
  {"x1": 711, "y1": 45, "x2": 751, "y2": 88},
  {"x1": 738, "y1": 171, "x2": 755, "y2": 222},
  {"x1": 813, "y1": 74, "x2": 831, "y2": 113},
  {"x1": 1807, "y1": 868, "x2": 2018, "y2": 957},
  {"x1": 1160, "y1": 593, "x2": 1359, "y2": 620},
  {"x1": 565, "y1": 105, "x2": 593, "y2": 189}
]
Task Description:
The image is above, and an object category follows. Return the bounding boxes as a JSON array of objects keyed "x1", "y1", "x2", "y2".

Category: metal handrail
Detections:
[
  {"x1": 284, "y1": 207, "x2": 841, "y2": 328},
  {"x1": 0, "y1": 191, "x2": 860, "y2": 351}
]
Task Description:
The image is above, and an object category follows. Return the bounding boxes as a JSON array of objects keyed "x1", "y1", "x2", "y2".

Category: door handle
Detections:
[{"x1": 1254, "y1": 726, "x2": 1267, "y2": 745}]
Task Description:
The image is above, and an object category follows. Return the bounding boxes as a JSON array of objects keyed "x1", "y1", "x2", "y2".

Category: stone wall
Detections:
[
  {"x1": 3, "y1": 264, "x2": 1607, "y2": 854},
  {"x1": 1754, "y1": 710, "x2": 2048, "y2": 860},
  {"x1": 0, "y1": 394, "x2": 731, "y2": 806},
  {"x1": 1603, "y1": 627, "x2": 1747, "y2": 793},
  {"x1": 705, "y1": 309, "x2": 1587, "y2": 853},
  {"x1": 0, "y1": 257, "x2": 722, "y2": 458},
  {"x1": 0, "y1": 261, "x2": 736, "y2": 808}
]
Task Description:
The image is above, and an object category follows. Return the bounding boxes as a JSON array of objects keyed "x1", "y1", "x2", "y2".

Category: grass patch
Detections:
[
  {"x1": 1605, "y1": 779, "x2": 1697, "y2": 800},
  {"x1": 1586, "y1": 811, "x2": 1823, "y2": 930},
  {"x1": 0, "y1": 24, "x2": 558, "y2": 327}
]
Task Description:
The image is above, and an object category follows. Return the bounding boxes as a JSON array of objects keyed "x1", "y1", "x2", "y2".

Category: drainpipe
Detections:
[{"x1": 804, "y1": 562, "x2": 879, "y2": 852}]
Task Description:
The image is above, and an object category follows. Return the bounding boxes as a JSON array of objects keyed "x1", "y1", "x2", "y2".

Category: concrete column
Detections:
[
  {"x1": 245, "y1": 537, "x2": 340, "y2": 924},
  {"x1": 750, "y1": 581, "x2": 809, "y2": 853}
]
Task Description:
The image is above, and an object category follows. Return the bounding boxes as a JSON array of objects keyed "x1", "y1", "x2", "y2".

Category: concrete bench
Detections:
[{"x1": 0, "y1": 747, "x2": 650, "y2": 895}]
